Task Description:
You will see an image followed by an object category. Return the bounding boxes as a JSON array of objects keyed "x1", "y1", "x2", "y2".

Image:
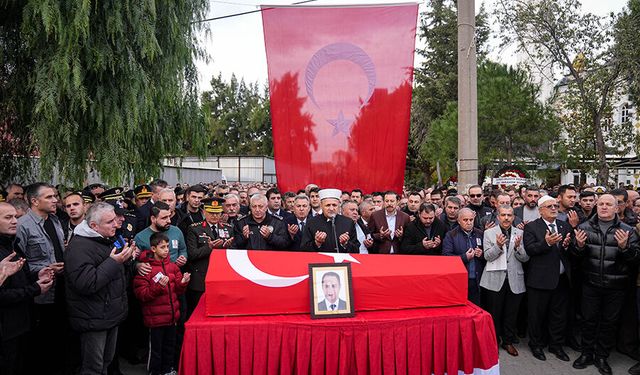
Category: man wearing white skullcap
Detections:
[
  {"x1": 300, "y1": 189, "x2": 359, "y2": 253},
  {"x1": 522, "y1": 194, "x2": 574, "y2": 362}
]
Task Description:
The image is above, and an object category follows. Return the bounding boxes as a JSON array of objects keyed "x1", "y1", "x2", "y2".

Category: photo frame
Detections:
[{"x1": 309, "y1": 263, "x2": 354, "y2": 319}]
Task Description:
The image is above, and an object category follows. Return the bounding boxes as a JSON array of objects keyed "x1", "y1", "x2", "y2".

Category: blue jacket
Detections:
[{"x1": 443, "y1": 227, "x2": 485, "y2": 280}]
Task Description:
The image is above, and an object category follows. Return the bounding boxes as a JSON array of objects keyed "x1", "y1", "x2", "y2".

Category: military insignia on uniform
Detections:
[
  {"x1": 272, "y1": 214, "x2": 283, "y2": 221},
  {"x1": 191, "y1": 221, "x2": 203, "y2": 227},
  {"x1": 127, "y1": 223, "x2": 133, "y2": 231}
]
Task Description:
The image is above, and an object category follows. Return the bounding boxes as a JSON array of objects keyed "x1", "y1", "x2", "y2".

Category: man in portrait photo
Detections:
[{"x1": 317, "y1": 271, "x2": 347, "y2": 312}]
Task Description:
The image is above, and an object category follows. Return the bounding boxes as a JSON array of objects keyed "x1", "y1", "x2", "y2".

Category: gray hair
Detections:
[
  {"x1": 444, "y1": 196, "x2": 462, "y2": 207},
  {"x1": 223, "y1": 193, "x2": 239, "y2": 202},
  {"x1": 341, "y1": 200, "x2": 358, "y2": 210},
  {"x1": 8, "y1": 198, "x2": 29, "y2": 212},
  {"x1": 249, "y1": 193, "x2": 268, "y2": 205},
  {"x1": 85, "y1": 202, "x2": 115, "y2": 225},
  {"x1": 158, "y1": 188, "x2": 176, "y2": 198},
  {"x1": 294, "y1": 194, "x2": 310, "y2": 203},
  {"x1": 458, "y1": 207, "x2": 476, "y2": 218},
  {"x1": 497, "y1": 204, "x2": 514, "y2": 215},
  {"x1": 359, "y1": 200, "x2": 373, "y2": 211}
]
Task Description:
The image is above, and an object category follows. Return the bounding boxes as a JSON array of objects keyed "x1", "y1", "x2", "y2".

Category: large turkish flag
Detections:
[
  {"x1": 262, "y1": 5, "x2": 418, "y2": 194},
  {"x1": 205, "y1": 249, "x2": 468, "y2": 316}
]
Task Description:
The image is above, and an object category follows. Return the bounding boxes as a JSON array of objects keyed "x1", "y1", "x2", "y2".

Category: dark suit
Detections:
[
  {"x1": 285, "y1": 215, "x2": 307, "y2": 250},
  {"x1": 300, "y1": 214, "x2": 359, "y2": 253},
  {"x1": 368, "y1": 209, "x2": 411, "y2": 254},
  {"x1": 317, "y1": 299, "x2": 347, "y2": 312},
  {"x1": 268, "y1": 209, "x2": 294, "y2": 223},
  {"x1": 523, "y1": 217, "x2": 573, "y2": 350},
  {"x1": 399, "y1": 217, "x2": 447, "y2": 255}
]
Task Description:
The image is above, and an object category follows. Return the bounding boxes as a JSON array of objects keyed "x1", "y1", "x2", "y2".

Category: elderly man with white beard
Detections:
[{"x1": 300, "y1": 189, "x2": 359, "y2": 253}]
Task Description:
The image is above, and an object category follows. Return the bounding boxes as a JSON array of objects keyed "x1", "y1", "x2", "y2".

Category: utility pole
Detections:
[{"x1": 457, "y1": 0, "x2": 478, "y2": 189}]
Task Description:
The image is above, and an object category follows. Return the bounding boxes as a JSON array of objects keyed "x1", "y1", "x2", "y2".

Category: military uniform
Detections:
[
  {"x1": 132, "y1": 184, "x2": 153, "y2": 233},
  {"x1": 185, "y1": 198, "x2": 230, "y2": 317}
]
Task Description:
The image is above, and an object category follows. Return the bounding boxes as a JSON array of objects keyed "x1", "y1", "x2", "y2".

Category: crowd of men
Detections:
[{"x1": 2, "y1": 180, "x2": 640, "y2": 374}]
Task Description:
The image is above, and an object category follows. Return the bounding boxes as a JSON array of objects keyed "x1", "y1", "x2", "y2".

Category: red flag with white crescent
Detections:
[
  {"x1": 262, "y1": 4, "x2": 418, "y2": 193},
  {"x1": 205, "y1": 249, "x2": 467, "y2": 316}
]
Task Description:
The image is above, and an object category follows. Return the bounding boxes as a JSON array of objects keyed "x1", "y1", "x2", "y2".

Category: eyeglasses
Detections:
[
  {"x1": 543, "y1": 204, "x2": 560, "y2": 209},
  {"x1": 469, "y1": 194, "x2": 483, "y2": 198}
]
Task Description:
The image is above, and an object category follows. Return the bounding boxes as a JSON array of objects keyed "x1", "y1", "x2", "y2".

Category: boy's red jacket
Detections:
[{"x1": 133, "y1": 251, "x2": 187, "y2": 327}]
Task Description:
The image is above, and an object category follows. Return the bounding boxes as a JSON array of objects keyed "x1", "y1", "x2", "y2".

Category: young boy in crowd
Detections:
[{"x1": 134, "y1": 232, "x2": 190, "y2": 375}]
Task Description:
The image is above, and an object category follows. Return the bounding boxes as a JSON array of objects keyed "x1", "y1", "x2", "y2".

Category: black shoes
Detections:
[
  {"x1": 548, "y1": 346, "x2": 570, "y2": 362},
  {"x1": 595, "y1": 357, "x2": 612, "y2": 375},
  {"x1": 572, "y1": 353, "x2": 593, "y2": 369},
  {"x1": 629, "y1": 361, "x2": 640, "y2": 375},
  {"x1": 531, "y1": 346, "x2": 546, "y2": 361}
]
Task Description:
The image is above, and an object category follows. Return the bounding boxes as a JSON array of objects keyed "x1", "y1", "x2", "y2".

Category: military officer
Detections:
[
  {"x1": 185, "y1": 197, "x2": 233, "y2": 318},
  {"x1": 133, "y1": 184, "x2": 153, "y2": 233}
]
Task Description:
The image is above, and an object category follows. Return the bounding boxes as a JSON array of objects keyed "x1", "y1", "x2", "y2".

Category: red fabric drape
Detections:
[
  {"x1": 180, "y1": 300, "x2": 499, "y2": 375},
  {"x1": 262, "y1": 5, "x2": 418, "y2": 194}
]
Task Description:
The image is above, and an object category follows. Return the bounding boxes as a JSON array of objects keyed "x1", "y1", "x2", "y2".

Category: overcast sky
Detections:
[{"x1": 194, "y1": 0, "x2": 629, "y2": 92}]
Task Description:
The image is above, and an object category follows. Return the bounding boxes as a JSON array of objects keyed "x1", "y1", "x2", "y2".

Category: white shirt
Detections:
[
  {"x1": 355, "y1": 219, "x2": 369, "y2": 254},
  {"x1": 523, "y1": 206, "x2": 540, "y2": 222},
  {"x1": 543, "y1": 218, "x2": 565, "y2": 275},
  {"x1": 385, "y1": 210, "x2": 398, "y2": 253},
  {"x1": 323, "y1": 299, "x2": 340, "y2": 311}
]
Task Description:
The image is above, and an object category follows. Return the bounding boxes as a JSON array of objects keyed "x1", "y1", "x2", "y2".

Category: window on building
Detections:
[{"x1": 621, "y1": 103, "x2": 631, "y2": 124}]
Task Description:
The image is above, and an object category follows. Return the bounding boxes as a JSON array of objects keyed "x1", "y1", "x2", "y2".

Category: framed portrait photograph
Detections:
[{"x1": 309, "y1": 263, "x2": 354, "y2": 319}]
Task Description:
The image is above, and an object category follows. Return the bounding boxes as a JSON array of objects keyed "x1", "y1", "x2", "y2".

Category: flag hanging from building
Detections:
[{"x1": 262, "y1": 4, "x2": 418, "y2": 193}]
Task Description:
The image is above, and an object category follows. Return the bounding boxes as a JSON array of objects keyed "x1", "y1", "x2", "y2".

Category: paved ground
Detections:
[
  {"x1": 498, "y1": 338, "x2": 637, "y2": 375},
  {"x1": 119, "y1": 337, "x2": 639, "y2": 374}
]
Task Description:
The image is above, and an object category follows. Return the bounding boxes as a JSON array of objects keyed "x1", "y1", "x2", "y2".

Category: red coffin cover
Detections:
[{"x1": 205, "y1": 250, "x2": 468, "y2": 317}]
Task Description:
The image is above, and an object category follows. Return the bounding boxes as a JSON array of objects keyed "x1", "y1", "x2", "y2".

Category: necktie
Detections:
[
  {"x1": 548, "y1": 223, "x2": 565, "y2": 274},
  {"x1": 330, "y1": 304, "x2": 336, "y2": 311},
  {"x1": 299, "y1": 221, "x2": 304, "y2": 232}
]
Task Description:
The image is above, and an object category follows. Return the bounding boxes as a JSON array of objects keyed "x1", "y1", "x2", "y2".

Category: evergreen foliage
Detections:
[
  {"x1": 616, "y1": 0, "x2": 640, "y2": 106},
  {"x1": 1, "y1": 1, "x2": 209, "y2": 185},
  {"x1": 407, "y1": 0, "x2": 490, "y2": 186},
  {"x1": 201, "y1": 74, "x2": 272, "y2": 156},
  {"x1": 423, "y1": 61, "x2": 559, "y2": 181}
]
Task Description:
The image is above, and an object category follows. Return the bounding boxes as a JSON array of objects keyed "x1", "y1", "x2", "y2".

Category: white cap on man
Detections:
[
  {"x1": 537, "y1": 195, "x2": 556, "y2": 207},
  {"x1": 318, "y1": 188, "x2": 341, "y2": 201}
]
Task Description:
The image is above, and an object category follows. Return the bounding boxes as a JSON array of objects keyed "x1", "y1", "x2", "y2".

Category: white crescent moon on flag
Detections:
[
  {"x1": 304, "y1": 42, "x2": 376, "y2": 109},
  {"x1": 226, "y1": 249, "x2": 359, "y2": 288}
]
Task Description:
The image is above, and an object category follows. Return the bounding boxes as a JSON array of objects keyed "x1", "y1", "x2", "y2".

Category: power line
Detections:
[{"x1": 194, "y1": 0, "x2": 317, "y2": 23}]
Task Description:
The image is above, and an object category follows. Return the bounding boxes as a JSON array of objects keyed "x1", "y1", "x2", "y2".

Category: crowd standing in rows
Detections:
[{"x1": 1, "y1": 180, "x2": 640, "y2": 374}]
